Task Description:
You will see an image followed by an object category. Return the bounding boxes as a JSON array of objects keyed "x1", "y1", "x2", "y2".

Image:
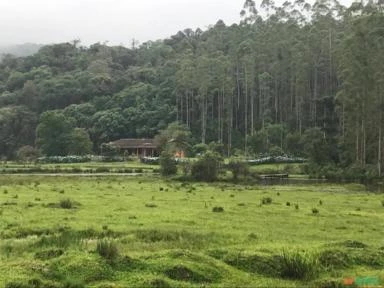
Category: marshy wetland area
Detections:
[{"x1": 1, "y1": 172, "x2": 384, "y2": 287}]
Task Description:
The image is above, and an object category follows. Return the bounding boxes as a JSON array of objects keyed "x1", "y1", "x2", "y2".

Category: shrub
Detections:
[
  {"x1": 191, "y1": 151, "x2": 223, "y2": 182},
  {"x1": 279, "y1": 250, "x2": 319, "y2": 280},
  {"x1": 141, "y1": 157, "x2": 159, "y2": 165},
  {"x1": 17, "y1": 145, "x2": 38, "y2": 162},
  {"x1": 312, "y1": 208, "x2": 319, "y2": 215},
  {"x1": 286, "y1": 202, "x2": 291, "y2": 206},
  {"x1": 261, "y1": 197, "x2": 272, "y2": 205},
  {"x1": 295, "y1": 204, "x2": 299, "y2": 210},
  {"x1": 228, "y1": 159, "x2": 249, "y2": 181},
  {"x1": 96, "y1": 239, "x2": 119, "y2": 262},
  {"x1": 95, "y1": 167, "x2": 110, "y2": 173},
  {"x1": 37, "y1": 155, "x2": 91, "y2": 164},
  {"x1": 212, "y1": 206, "x2": 224, "y2": 213},
  {"x1": 159, "y1": 151, "x2": 177, "y2": 176},
  {"x1": 71, "y1": 167, "x2": 82, "y2": 173},
  {"x1": 248, "y1": 233, "x2": 258, "y2": 240},
  {"x1": 192, "y1": 143, "x2": 209, "y2": 156}
]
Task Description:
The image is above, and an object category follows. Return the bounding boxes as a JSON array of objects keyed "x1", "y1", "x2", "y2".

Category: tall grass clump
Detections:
[
  {"x1": 279, "y1": 250, "x2": 319, "y2": 280},
  {"x1": 60, "y1": 199, "x2": 74, "y2": 209},
  {"x1": 96, "y1": 239, "x2": 119, "y2": 262}
]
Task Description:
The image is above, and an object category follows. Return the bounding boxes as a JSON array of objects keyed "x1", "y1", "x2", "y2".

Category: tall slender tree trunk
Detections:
[
  {"x1": 228, "y1": 91, "x2": 234, "y2": 157},
  {"x1": 313, "y1": 65, "x2": 318, "y2": 127},
  {"x1": 218, "y1": 90, "x2": 221, "y2": 142},
  {"x1": 251, "y1": 76, "x2": 255, "y2": 135},
  {"x1": 221, "y1": 85, "x2": 225, "y2": 144},
  {"x1": 201, "y1": 92, "x2": 207, "y2": 144},
  {"x1": 180, "y1": 91, "x2": 183, "y2": 123},
  {"x1": 176, "y1": 93, "x2": 179, "y2": 122},
  {"x1": 363, "y1": 122, "x2": 366, "y2": 167},
  {"x1": 186, "y1": 90, "x2": 190, "y2": 127},
  {"x1": 379, "y1": 123, "x2": 382, "y2": 176},
  {"x1": 274, "y1": 78, "x2": 278, "y2": 123},
  {"x1": 244, "y1": 65, "x2": 248, "y2": 156},
  {"x1": 356, "y1": 119, "x2": 360, "y2": 163}
]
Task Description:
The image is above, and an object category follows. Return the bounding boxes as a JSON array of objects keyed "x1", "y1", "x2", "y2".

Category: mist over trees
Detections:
[
  {"x1": 0, "y1": 43, "x2": 43, "y2": 59},
  {"x1": 0, "y1": 0, "x2": 383, "y2": 176}
]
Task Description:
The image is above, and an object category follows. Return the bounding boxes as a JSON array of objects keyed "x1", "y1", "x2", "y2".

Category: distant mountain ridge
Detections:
[{"x1": 0, "y1": 43, "x2": 43, "y2": 58}]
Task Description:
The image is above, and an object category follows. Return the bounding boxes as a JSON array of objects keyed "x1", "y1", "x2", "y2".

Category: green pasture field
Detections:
[
  {"x1": 0, "y1": 162, "x2": 155, "y2": 168},
  {"x1": 0, "y1": 161, "x2": 306, "y2": 179},
  {"x1": 0, "y1": 161, "x2": 158, "y2": 174},
  {"x1": 0, "y1": 175, "x2": 384, "y2": 287}
]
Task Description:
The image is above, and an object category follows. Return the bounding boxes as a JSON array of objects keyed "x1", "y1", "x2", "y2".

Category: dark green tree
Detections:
[
  {"x1": 159, "y1": 151, "x2": 177, "y2": 176},
  {"x1": 36, "y1": 111, "x2": 74, "y2": 156}
]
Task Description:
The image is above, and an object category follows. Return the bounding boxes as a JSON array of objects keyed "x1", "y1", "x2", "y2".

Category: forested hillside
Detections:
[{"x1": 0, "y1": 0, "x2": 383, "y2": 175}]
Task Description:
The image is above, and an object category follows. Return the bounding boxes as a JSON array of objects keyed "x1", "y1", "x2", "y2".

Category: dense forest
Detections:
[{"x1": 0, "y1": 0, "x2": 383, "y2": 175}]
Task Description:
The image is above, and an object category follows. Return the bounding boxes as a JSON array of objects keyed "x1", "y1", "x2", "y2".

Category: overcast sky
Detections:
[{"x1": 1, "y1": 0, "x2": 353, "y2": 47}]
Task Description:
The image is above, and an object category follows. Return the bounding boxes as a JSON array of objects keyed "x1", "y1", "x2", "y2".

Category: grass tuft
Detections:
[
  {"x1": 279, "y1": 250, "x2": 319, "y2": 280},
  {"x1": 164, "y1": 265, "x2": 211, "y2": 283},
  {"x1": 146, "y1": 278, "x2": 171, "y2": 288},
  {"x1": 96, "y1": 239, "x2": 119, "y2": 262},
  {"x1": 342, "y1": 240, "x2": 367, "y2": 248},
  {"x1": 35, "y1": 248, "x2": 64, "y2": 260},
  {"x1": 59, "y1": 199, "x2": 74, "y2": 209},
  {"x1": 145, "y1": 203, "x2": 157, "y2": 208},
  {"x1": 318, "y1": 249, "x2": 350, "y2": 270},
  {"x1": 261, "y1": 197, "x2": 272, "y2": 205},
  {"x1": 312, "y1": 208, "x2": 319, "y2": 215}
]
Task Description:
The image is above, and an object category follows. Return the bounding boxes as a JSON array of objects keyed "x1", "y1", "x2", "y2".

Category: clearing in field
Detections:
[{"x1": 0, "y1": 175, "x2": 383, "y2": 287}]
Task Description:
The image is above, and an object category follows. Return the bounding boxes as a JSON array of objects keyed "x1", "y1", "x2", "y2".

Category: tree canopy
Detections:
[{"x1": 0, "y1": 0, "x2": 383, "y2": 175}]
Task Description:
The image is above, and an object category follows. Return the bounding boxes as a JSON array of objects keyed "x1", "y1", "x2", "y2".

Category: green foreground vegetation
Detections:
[{"x1": 1, "y1": 175, "x2": 384, "y2": 287}]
